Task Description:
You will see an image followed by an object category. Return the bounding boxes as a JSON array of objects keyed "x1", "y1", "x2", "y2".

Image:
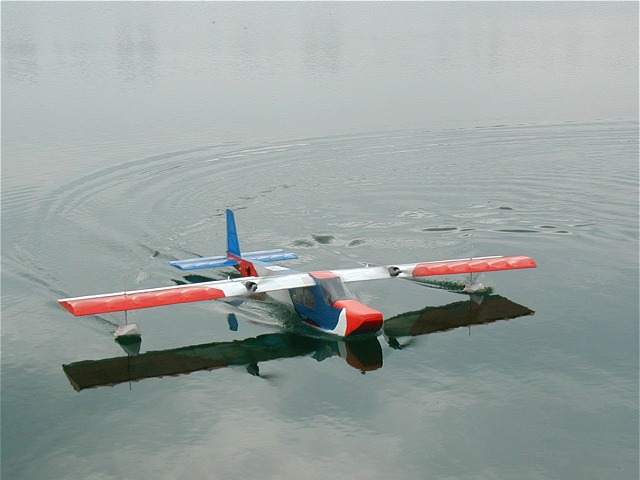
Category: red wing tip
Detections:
[
  {"x1": 58, "y1": 300, "x2": 81, "y2": 316},
  {"x1": 513, "y1": 256, "x2": 537, "y2": 268},
  {"x1": 57, "y1": 285, "x2": 228, "y2": 317},
  {"x1": 411, "y1": 255, "x2": 537, "y2": 277}
]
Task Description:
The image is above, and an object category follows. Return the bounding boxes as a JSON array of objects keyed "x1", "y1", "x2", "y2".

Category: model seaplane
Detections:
[{"x1": 58, "y1": 209, "x2": 537, "y2": 337}]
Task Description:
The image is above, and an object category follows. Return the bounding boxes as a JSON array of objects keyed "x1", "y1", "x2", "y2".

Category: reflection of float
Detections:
[{"x1": 63, "y1": 295, "x2": 533, "y2": 392}]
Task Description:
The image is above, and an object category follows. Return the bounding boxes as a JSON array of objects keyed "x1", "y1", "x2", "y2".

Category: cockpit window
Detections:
[
  {"x1": 291, "y1": 288, "x2": 315, "y2": 308},
  {"x1": 318, "y1": 277, "x2": 352, "y2": 303}
]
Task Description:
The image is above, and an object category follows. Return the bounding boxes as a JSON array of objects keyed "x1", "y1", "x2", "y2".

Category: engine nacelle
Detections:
[{"x1": 388, "y1": 266, "x2": 402, "y2": 277}]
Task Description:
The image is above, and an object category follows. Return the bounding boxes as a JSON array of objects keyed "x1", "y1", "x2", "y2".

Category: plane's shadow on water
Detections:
[{"x1": 62, "y1": 294, "x2": 534, "y2": 392}]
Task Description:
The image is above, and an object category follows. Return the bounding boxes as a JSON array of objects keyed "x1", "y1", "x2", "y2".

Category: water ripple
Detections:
[{"x1": 3, "y1": 120, "x2": 637, "y2": 293}]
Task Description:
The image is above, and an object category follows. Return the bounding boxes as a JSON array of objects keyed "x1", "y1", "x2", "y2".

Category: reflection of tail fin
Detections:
[
  {"x1": 169, "y1": 209, "x2": 299, "y2": 272},
  {"x1": 226, "y1": 209, "x2": 241, "y2": 258}
]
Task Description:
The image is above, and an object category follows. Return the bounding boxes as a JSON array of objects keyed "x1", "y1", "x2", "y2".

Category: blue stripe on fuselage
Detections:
[{"x1": 289, "y1": 283, "x2": 342, "y2": 331}]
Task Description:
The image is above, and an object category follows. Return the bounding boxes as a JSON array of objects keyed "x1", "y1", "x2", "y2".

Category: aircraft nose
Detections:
[{"x1": 333, "y1": 299, "x2": 383, "y2": 336}]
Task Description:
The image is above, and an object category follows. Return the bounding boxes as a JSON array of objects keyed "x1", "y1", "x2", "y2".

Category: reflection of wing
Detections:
[
  {"x1": 383, "y1": 295, "x2": 534, "y2": 338},
  {"x1": 59, "y1": 274, "x2": 316, "y2": 316},
  {"x1": 62, "y1": 332, "x2": 382, "y2": 391},
  {"x1": 313, "y1": 255, "x2": 536, "y2": 282}
]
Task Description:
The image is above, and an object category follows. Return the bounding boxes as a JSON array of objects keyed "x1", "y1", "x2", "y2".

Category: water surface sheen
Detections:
[{"x1": 2, "y1": 3, "x2": 638, "y2": 480}]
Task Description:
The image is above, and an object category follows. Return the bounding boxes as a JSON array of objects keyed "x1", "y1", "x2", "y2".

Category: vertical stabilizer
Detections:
[
  {"x1": 226, "y1": 209, "x2": 241, "y2": 257},
  {"x1": 169, "y1": 208, "x2": 297, "y2": 272}
]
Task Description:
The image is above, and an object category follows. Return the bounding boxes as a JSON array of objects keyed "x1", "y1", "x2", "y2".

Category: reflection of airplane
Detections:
[
  {"x1": 58, "y1": 210, "x2": 536, "y2": 337},
  {"x1": 62, "y1": 295, "x2": 534, "y2": 392},
  {"x1": 63, "y1": 325, "x2": 383, "y2": 392}
]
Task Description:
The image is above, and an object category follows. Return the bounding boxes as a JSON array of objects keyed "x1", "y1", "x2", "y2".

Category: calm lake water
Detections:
[{"x1": 2, "y1": 3, "x2": 638, "y2": 479}]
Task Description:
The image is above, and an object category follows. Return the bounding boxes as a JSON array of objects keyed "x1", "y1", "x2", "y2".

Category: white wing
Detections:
[
  {"x1": 59, "y1": 273, "x2": 316, "y2": 316},
  {"x1": 59, "y1": 255, "x2": 536, "y2": 316},
  {"x1": 311, "y1": 255, "x2": 537, "y2": 282}
]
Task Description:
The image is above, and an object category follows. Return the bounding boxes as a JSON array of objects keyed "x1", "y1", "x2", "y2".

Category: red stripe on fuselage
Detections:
[{"x1": 310, "y1": 271, "x2": 338, "y2": 279}]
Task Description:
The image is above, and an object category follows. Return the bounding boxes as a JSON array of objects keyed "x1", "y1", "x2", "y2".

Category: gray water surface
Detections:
[{"x1": 2, "y1": 3, "x2": 638, "y2": 480}]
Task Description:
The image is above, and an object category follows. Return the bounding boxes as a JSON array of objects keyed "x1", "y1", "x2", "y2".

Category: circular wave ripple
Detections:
[{"x1": 3, "y1": 119, "x2": 637, "y2": 299}]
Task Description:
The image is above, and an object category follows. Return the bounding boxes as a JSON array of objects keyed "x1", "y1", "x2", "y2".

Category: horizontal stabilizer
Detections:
[
  {"x1": 170, "y1": 249, "x2": 297, "y2": 271},
  {"x1": 243, "y1": 249, "x2": 298, "y2": 263},
  {"x1": 169, "y1": 255, "x2": 238, "y2": 270}
]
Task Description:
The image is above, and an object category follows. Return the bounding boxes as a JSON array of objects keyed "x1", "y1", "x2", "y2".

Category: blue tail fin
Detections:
[
  {"x1": 226, "y1": 209, "x2": 241, "y2": 257},
  {"x1": 169, "y1": 209, "x2": 298, "y2": 271}
]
